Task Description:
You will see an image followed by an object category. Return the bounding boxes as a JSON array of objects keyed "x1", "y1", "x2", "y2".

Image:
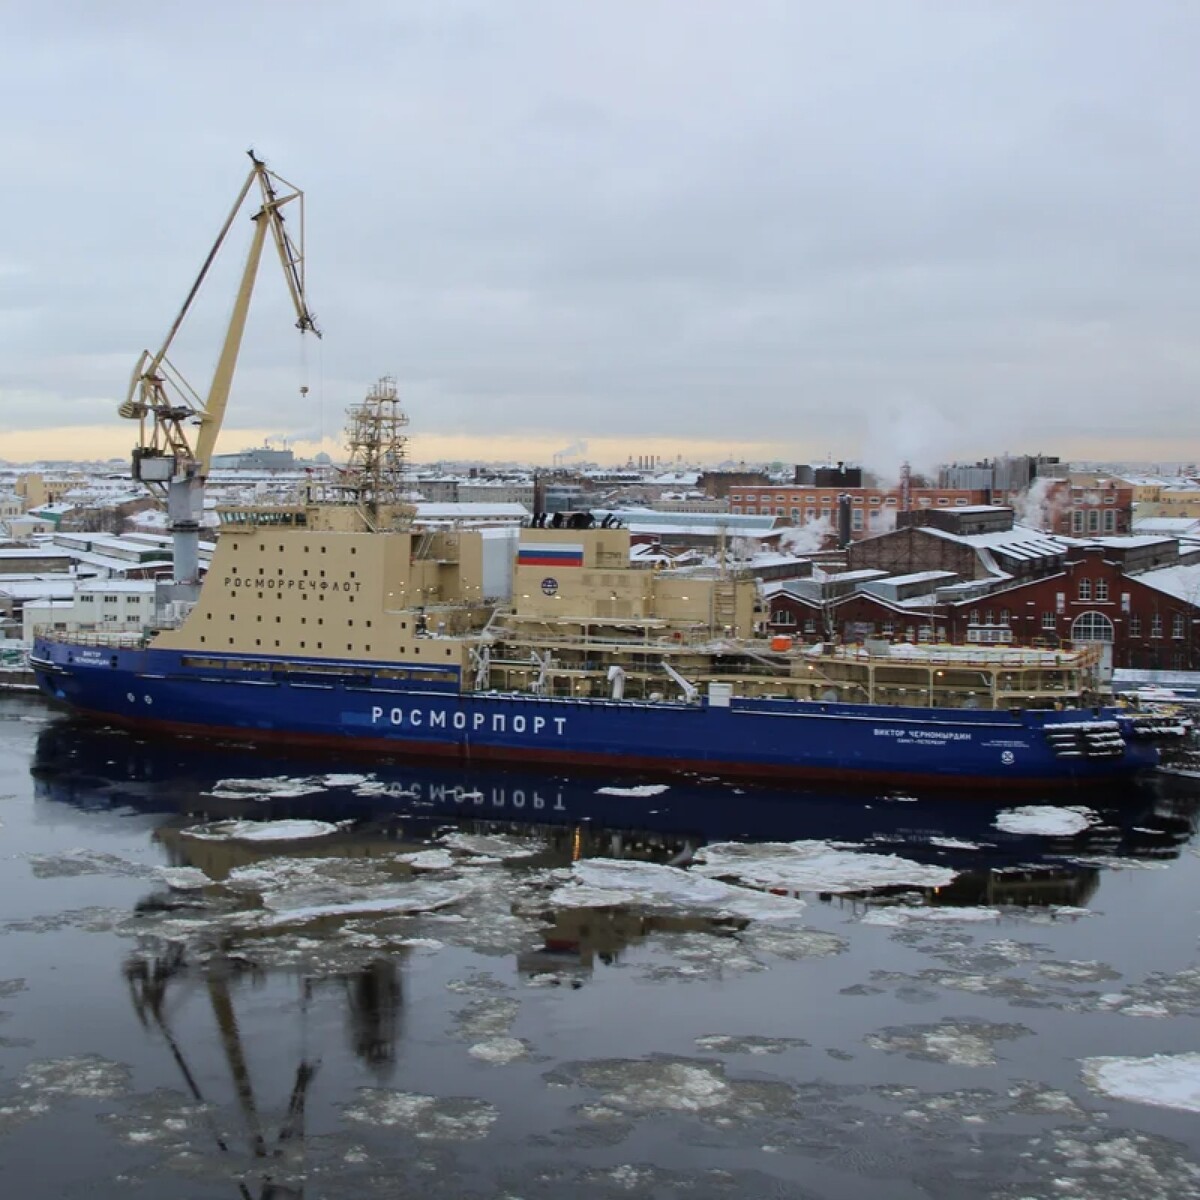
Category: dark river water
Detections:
[{"x1": 2, "y1": 690, "x2": 1200, "y2": 1199}]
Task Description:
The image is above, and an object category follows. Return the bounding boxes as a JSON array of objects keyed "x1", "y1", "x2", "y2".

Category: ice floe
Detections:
[
  {"x1": 218, "y1": 855, "x2": 477, "y2": 929},
  {"x1": 928, "y1": 836, "x2": 984, "y2": 850},
  {"x1": 397, "y1": 849, "x2": 457, "y2": 870},
  {"x1": 691, "y1": 840, "x2": 957, "y2": 893},
  {"x1": 439, "y1": 831, "x2": 544, "y2": 859},
  {"x1": 204, "y1": 775, "x2": 331, "y2": 799},
  {"x1": 26, "y1": 850, "x2": 152, "y2": 880},
  {"x1": 181, "y1": 818, "x2": 345, "y2": 842},
  {"x1": 342, "y1": 1089, "x2": 498, "y2": 1139},
  {"x1": 549, "y1": 1054, "x2": 796, "y2": 1127},
  {"x1": 595, "y1": 784, "x2": 670, "y2": 797},
  {"x1": 468, "y1": 1037, "x2": 529, "y2": 1064},
  {"x1": 1081, "y1": 1052, "x2": 1200, "y2": 1113},
  {"x1": 993, "y1": 805, "x2": 1098, "y2": 836},
  {"x1": 153, "y1": 866, "x2": 210, "y2": 891},
  {"x1": 15, "y1": 1054, "x2": 132, "y2": 1101},
  {"x1": 694, "y1": 1034, "x2": 808, "y2": 1056},
  {"x1": 865, "y1": 1018, "x2": 1033, "y2": 1067},
  {"x1": 860, "y1": 905, "x2": 1002, "y2": 926},
  {"x1": 549, "y1": 858, "x2": 807, "y2": 921}
]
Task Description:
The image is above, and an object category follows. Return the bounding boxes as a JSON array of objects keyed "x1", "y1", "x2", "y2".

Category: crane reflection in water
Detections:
[{"x1": 122, "y1": 929, "x2": 400, "y2": 1197}]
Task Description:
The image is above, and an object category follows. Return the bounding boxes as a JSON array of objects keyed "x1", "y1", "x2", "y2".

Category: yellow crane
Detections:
[{"x1": 119, "y1": 150, "x2": 320, "y2": 602}]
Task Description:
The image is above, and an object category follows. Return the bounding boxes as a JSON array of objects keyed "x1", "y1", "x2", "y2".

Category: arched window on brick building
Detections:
[{"x1": 1071, "y1": 611, "x2": 1114, "y2": 642}]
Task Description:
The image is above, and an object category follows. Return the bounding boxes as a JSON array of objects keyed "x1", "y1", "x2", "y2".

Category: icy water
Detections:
[{"x1": 2, "y1": 692, "x2": 1200, "y2": 1199}]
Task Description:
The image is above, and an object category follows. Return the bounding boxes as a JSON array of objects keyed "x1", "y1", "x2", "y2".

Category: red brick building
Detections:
[
  {"x1": 730, "y1": 485, "x2": 989, "y2": 541},
  {"x1": 763, "y1": 515, "x2": 1200, "y2": 671},
  {"x1": 993, "y1": 477, "x2": 1134, "y2": 537}
]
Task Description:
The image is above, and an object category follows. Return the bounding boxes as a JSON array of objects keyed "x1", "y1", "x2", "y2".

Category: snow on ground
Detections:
[
  {"x1": 1081, "y1": 1052, "x2": 1200, "y2": 1113},
  {"x1": 993, "y1": 806, "x2": 1098, "y2": 836},
  {"x1": 691, "y1": 840, "x2": 957, "y2": 894},
  {"x1": 595, "y1": 784, "x2": 670, "y2": 797},
  {"x1": 550, "y1": 858, "x2": 807, "y2": 922},
  {"x1": 181, "y1": 818, "x2": 345, "y2": 842}
]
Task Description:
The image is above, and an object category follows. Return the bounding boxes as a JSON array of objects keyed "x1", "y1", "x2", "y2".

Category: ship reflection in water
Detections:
[
  {"x1": 31, "y1": 717, "x2": 1200, "y2": 977},
  {"x1": 15, "y1": 714, "x2": 1200, "y2": 1198}
]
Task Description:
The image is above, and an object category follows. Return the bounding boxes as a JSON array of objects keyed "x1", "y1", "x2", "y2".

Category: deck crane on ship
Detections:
[{"x1": 118, "y1": 150, "x2": 320, "y2": 612}]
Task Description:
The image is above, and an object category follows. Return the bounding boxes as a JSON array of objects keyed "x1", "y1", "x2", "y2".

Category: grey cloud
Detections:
[{"x1": 1, "y1": 1, "x2": 1198, "y2": 469}]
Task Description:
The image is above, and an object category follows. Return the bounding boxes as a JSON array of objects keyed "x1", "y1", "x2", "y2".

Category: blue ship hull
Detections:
[{"x1": 30, "y1": 639, "x2": 1160, "y2": 788}]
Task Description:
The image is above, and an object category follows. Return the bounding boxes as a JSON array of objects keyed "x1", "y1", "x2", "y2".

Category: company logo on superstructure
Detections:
[{"x1": 225, "y1": 574, "x2": 363, "y2": 593}]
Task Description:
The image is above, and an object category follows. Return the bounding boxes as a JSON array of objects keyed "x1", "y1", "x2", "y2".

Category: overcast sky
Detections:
[{"x1": 1, "y1": 1, "x2": 1198, "y2": 475}]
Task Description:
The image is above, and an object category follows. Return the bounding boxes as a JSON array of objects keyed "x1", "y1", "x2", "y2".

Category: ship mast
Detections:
[
  {"x1": 338, "y1": 376, "x2": 413, "y2": 530},
  {"x1": 118, "y1": 151, "x2": 320, "y2": 607}
]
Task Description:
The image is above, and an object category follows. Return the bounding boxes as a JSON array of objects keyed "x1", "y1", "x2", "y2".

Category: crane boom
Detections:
[{"x1": 119, "y1": 151, "x2": 320, "y2": 602}]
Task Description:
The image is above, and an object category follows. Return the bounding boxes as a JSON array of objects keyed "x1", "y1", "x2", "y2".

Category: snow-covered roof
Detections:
[
  {"x1": 818, "y1": 568, "x2": 890, "y2": 583},
  {"x1": 1081, "y1": 535, "x2": 1174, "y2": 548},
  {"x1": 920, "y1": 522, "x2": 1070, "y2": 562},
  {"x1": 70, "y1": 551, "x2": 173, "y2": 573},
  {"x1": 1134, "y1": 561, "x2": 1200, "y2": 604},
  {"x1": 0, "y1": 580, "x2": 77, "y2": 600},
  {"x1": 743, "y1": 551, "x2": 808, "y2": 568},
  {"x1": 875, "y1": 570, "x2": 959, "y2": 587},
  {"x1": 1132, "y1": 518, "x2": 1200, "y2": 535},
  {"x1": 414, "y1": 502, "x2": 529, "y2": 518},
  {"x1": 77, "y1": 579, "x2": 157, "y2": 594},
  {"x1": 611, "y1": 508, "x2": 776, "y2": 531}
]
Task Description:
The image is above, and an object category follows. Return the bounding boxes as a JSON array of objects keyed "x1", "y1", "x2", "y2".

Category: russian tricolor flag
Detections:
[{"x1": 518, "y1": 542, "x2": 584, "y2": 567}]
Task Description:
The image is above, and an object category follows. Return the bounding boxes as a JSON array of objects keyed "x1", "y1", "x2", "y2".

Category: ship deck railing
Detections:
[
  {"x1": 32, "y1": 626, "x2": 147, "y2": 649},
  {"x1": 488, "y1": 627, "x2": 1098, "y2": 674}
]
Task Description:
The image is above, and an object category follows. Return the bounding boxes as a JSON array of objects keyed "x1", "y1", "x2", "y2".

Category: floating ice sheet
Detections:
[
  {"x1": 595, "y1": 784, "x2": 670, "y2": 797},
  {"x1": 397, "y1": 849, "x2": 457, "y2": 870},
  {"x1": 1081, "y1": 1052, "x2": 1200, "y2": 1113},
  {"x1": 993, "y1": 805, "x2": 1098, "y2": 836},
  {"x1": 440, "y1": 831, "x2": 544, "y2": 859},
  {"x1": 342, "y1": 1089, "x2": 497, "y2": 1139},
  {"x1": 550, "y1": 858, "x2": 807, "y2": 921},
  {"x1": 154, "y1": 866, "x2": 210, "y2": 891},
  {"x1": 692, "y1": 840, "x2": 957, "y2": 893},
  {"x1": 865, "y1": 1019, "x2": 1033, "y2": 1067},
  {"x1": 204, "y1": 775, "x2": 331, "y2": 800},
  {"x1": 468, "y1": 1037, "x2": 529, "y2": 1064},
  {"x1": 182, "y1": 818, "x2": 345, "y2": 842},
  {"x1": 860, "y1": 905, "x2": 1002, "y2": 926}
]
